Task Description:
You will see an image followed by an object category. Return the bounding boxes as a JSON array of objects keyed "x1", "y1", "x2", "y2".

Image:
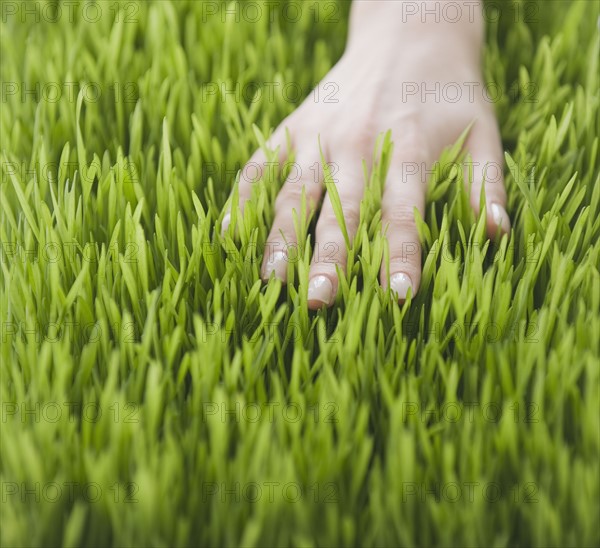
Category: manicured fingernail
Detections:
[
  {"x1": 490, "y1": 203, "x2": 510, "y2": 231},
  {"x1": 307, "y1": 275, "x2": 334, "y2": 307},
  {"x1": 390, "y1": 272, "x2": 413, "y2": 301},
  {"x1": 263, "y1": 250, "x2": 287, "y2": 281},
  {"x1": 221, "y1": 212, "x2": 231, "y2": 233}
]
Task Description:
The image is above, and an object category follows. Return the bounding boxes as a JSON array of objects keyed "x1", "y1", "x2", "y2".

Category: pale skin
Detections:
[{"x1": 224, "y1": 0, "x2": 510, "y2": 308}]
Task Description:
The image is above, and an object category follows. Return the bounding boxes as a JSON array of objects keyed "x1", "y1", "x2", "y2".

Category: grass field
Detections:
[{"x1": 1, "y1": 0, "x2": 599, "y2": 546}]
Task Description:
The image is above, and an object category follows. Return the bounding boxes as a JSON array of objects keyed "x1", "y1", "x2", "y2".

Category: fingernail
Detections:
[
  {"x1": 263, "y1": 250, "x2": 288, "y2": 281},
  {"x1": 490, "y1": 203, "x2": 510, "y2": 231},
  {"x1": 307, "y1": 275, "x2": 334, "y2": 307},
  {"x1": 390, "y1": 272, "x2": 413, "y2": 301},
  {"x1": 221, "y1": 212, "x2": 231, "y2": 233}
]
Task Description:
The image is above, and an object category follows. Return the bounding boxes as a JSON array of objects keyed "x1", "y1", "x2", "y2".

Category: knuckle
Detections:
[
  {"x1": 340, "y1": 200, "x2": 362, "y2": 227},
  {"x1": 312, "y1": 240, "x2": 344, "y2": 267},
  {"x1": 276, "y1": 181, "x2": 320, "y2": 211},
  {"x1": 344, "y1": 130, "x2": 372, "y2": 152},
  {"x1": 390, "y1": 119, "x2": 430, "y2": 162},
  {"x1": 395, "y1": 140, "x2": 426, "y2": 160},
  {"x1": 468, "y1": 177, "x2": 506, "y2": 209},
  {"x1": 268, "y1": 224, "x2": 297, "y2": 247},
  {"x1": 276, "y1": 183, "x2": 303, "y2": 207},
  {"x1": 471, "y1": 157, "x2": 504, "y2": 182},
  {"x1": 318, "y1": 213, "x2": 345, "y2": 233},
  {"x1": 383, "y1": 203, "x2": 418, "y2": 230},
  {"x1": 318, "y1": 200, "x2": 361, "y2": 233}
]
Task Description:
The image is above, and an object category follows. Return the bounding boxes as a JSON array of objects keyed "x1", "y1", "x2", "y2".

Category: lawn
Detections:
[{"x1": 1, "y1": 0, "x2": 599, "y2": 546}]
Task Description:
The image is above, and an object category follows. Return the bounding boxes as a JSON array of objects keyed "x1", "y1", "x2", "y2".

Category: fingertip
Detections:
[
  {"x1": 307, "y1": 275, "x2": 335, "y2": 309},
  {"x1": 221, "y1": 212, "x2": 231, "y2": 235},
  {"x1": 262, "y1": 250, "x2": 288, "y2": 282},
  {"x1": 388, "y1": 272, "x2": 415, "y2": 303},
  {"x1": 489, "y1": 202, "x2": 511, "y2": 236}
]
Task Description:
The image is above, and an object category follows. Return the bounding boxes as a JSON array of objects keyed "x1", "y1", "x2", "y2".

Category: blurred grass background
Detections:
[{"x1": 1, "y1": 0, "x2": 599, "y2": 546}]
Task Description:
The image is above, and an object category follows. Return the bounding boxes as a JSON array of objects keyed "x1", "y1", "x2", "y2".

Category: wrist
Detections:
[{"x1": 347, "y1": 0, "x2": 484, "y2": 55}]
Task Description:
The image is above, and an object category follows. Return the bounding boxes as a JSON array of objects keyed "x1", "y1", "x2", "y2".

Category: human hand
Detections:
[{"x1": 226, "y1": 1, "x2": 510, "y2": 309}]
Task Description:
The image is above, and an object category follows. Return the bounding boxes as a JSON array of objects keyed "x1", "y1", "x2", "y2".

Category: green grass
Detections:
[{"x1": 1, "y1": 0, "x2": 599, "y2": 546}]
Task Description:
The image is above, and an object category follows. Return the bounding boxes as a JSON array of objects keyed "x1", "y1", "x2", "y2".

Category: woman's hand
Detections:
[{"x1": 227, "y1": 0, "x2": 510, "y2": 308}]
